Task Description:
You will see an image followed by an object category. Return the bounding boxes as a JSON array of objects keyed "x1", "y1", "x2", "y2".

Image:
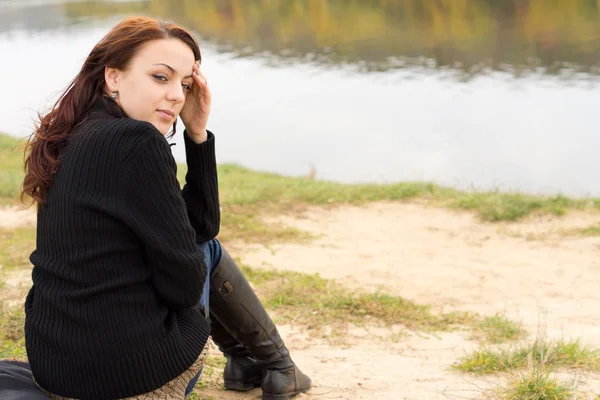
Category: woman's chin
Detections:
[{"x1": 150, "y1": 120, "x2": 171, "y2": 136}]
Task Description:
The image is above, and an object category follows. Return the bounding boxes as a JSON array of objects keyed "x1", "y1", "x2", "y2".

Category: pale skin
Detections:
[{"x1": 104, "y1": 38, "x2": 210, "y2": 143}]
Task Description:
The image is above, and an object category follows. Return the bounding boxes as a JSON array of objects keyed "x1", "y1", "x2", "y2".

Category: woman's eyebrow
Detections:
[
  {"x1": 153, "y1": 63, "x2": 175, "y2": 73},
  {"x1": 153, "y1": 63, "x2": 193, "y2": 78}
]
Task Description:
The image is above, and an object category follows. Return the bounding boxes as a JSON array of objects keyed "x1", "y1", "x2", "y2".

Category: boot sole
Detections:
[
  {"x1": 262, "y1": 388, "x2": 309, "y2": 400},
  {"x1": 224, "y1": 380, "x2": 261, "y2": 392}
]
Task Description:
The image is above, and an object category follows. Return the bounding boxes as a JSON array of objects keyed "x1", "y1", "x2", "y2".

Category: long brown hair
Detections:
[{"x1": 21, "y1": 16, "x2": 201, "y2": 207}]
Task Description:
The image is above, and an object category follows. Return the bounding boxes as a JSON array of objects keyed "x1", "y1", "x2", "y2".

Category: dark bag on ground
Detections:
[{"x1": 0, "y1": 360, "x2": 48, "y2": 399}]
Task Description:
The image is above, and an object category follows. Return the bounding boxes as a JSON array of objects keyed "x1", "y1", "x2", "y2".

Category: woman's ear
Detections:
[{"x1": 104, "y1": 67, "x2": 120, "y2": 91}]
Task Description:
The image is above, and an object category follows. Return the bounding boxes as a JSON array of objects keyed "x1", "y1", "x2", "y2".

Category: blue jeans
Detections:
[{"x1": 184, "y1": 238, "x2": 223, "y2": 397}]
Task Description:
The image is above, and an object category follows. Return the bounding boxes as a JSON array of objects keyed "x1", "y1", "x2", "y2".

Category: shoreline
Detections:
[{"x1": 2, "y1": 131, "x2": 598, "y2": 203}]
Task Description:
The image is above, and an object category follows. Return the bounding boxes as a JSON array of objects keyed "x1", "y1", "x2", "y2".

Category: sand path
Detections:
[
  {"x1": 3, "y1": 203, "x2": 600, "y2": 398},
  {"x1": 224, "y1": 202, "x2": 600, "y2": 399}
]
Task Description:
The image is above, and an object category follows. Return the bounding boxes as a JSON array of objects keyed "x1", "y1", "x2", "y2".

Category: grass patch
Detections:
[
  {"x1": 187, "y1": 394, "x2": 216, "y2": 400},
  {"x1": 454, "y1": 339, "x2": 600, "y2": 374},
  {"x1": 577, "y1": 224, "x2": 600, "y2": 236},
  {"x1": 219, "y1": 208, "x2": 315, "y2": 244},
  {"x1": 0, "y1": 226, "x2": 36, "y2": 272},
  {"x1": 213, "y1": 163, "x2": 445, "y2": 207},
  {"x1": 0, "y1": 307, "x2": 25, "y2": 341},
  {"x1": 193, "y1": 354, "x2": 227, "y2": 391},
  {"x1": 0, "y1": 307, "x2": 26, "y2": 361},
  {"x1": 450, "y1": 192, "x2": 575, "y2": 222},
  {"x1": 474, "y1": 313, "x2": 526, "y2": 344},
  {"x1": 496, "y1": 370, "x2": 574, "y2": 400},
  {"x1": 0, "y1": 133, "x2": 27, "y2": 205},
  {"x1": 3, "y1": 132, "x2": 600, "y2": 243},
  {"x1": 0, "y1": 339, "x2": 27, "y2": 360},
  {"x1": 0, "y1": 226, "x2": 35, "y2": 310},
  {"x1": 239, "y1": 263, "x2": 474, "y2": 332},
  {"x1": 213, "y1": 163, "x2": 593, "y2": 225}
]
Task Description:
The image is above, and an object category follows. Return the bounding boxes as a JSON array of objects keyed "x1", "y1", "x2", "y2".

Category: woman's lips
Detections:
[{"x1": 157, "y1": 109, "x2": 175, "y2": 120}]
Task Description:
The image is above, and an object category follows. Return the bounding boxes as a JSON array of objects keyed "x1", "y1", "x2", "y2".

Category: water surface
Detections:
[{"x1": 1, "y1": 0, "x2": 600, "y2": 196}]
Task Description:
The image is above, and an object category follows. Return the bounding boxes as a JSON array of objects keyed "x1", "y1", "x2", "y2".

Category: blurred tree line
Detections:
[{"x1": 63, "y1": 0, "x2": 600, "y2": 77}]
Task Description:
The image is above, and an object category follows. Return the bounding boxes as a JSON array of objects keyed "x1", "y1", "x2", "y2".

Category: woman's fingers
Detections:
[
  {"x1": 197, "y1": 75, "x2": 210, "y2": 103},
  {"x1": 191, "y1": 62, "x2": 206, "y2": 85},
  {"x1": 190, "y1": 61, "x2": 210, "y2": 107},
  {"x1": 197, "y1": 70, "x2": 208, "y2": 88}
]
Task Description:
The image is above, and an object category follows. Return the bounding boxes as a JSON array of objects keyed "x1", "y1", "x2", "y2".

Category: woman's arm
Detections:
[
  {"x1": 119, "y1": 131, "x2": 206, "y2": 310},
  {"x1": 180, "y1": 129, "x2": 220, "y2": 242}
]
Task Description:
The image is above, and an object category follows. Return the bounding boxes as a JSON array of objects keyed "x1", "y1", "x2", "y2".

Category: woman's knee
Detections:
[{"x1": 197, "y1": 238, "x2": 223, "y2": 273}]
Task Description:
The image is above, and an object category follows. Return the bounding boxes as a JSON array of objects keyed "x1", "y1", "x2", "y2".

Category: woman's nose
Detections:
[{"x1": 167, "y1": 84, "x2": 185, "y2": 103}]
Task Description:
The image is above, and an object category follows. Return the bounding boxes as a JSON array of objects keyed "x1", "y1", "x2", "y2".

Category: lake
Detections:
[{"x1": 1, "y1": 0, "x2": 600, "y2": 196}]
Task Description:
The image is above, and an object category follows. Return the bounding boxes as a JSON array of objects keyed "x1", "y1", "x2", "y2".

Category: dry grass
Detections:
[
  {"x1": 239, "y1": 262, "x2": 475, "y2": 333},
  {"x1": 0, "y1": 307, "x2": 26, "y2": 360},
  {"x1": 454, "y1": 339, "x2": 600, "y2": 374},
  {"x1": 473, "y1": 313, "x2": 526, "y2": 344},
  {"x1": 494, "y1": 370, "x2": 574, "y2": 400}
]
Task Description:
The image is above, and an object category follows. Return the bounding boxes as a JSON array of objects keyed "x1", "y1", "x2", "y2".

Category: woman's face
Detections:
[{"x1": 105, "y1": 38, "x2": 196, "y2": 135}]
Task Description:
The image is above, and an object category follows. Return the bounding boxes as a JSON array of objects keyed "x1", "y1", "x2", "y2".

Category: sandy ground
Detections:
[
  {"x1": 225, "y1": 202, "x2": 600, "y2": 399},
  {"x1": 0, "y1": 205, "x2": 36, "y2": 229},
  {"x1": 3, "y1": 202, "x2": 600, "y2": 399}
]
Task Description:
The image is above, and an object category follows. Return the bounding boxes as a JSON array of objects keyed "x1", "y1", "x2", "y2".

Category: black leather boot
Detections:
[
  {"x1": 209, "y1": 316, "x2": 262, "y2": 391},
  {"x1": 209, "y1": 249, "x2": 312, "y2": 400}
]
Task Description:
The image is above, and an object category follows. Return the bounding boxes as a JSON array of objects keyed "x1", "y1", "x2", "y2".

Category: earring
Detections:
[{"x1": 110, "y1": 89, "x2": 118, "y2": 99}]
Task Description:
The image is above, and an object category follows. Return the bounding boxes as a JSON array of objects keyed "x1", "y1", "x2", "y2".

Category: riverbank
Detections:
[
  {"x1": 3, "y1": 132, "x2": 600, "y2": 233},
  {"x1": 2, "y1": 132, "x2": 600, "y2": 398}
]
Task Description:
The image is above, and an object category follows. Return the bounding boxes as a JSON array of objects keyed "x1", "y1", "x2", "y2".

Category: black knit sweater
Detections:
[{"x1": 24, "y1": 97, "x2": 220, "y2": 399}]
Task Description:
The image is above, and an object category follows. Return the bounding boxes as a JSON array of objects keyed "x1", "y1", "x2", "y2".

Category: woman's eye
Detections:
[
  {"x1": 182, "y1": 83, "x2": 191, "y2": 91},
  {"x1": 152, "y1": 74, "x2": 167, "y2": 82}
]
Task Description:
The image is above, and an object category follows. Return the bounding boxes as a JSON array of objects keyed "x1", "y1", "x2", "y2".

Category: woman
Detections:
[{"x1": 20, "y1": 16, "x2": 311, "y2": 400}]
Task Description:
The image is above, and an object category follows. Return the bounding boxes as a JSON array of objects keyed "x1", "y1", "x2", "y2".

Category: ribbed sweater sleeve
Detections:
[
  {"x1": 118, "y1": 131, "x2": 206, "y2": 311},
  {"x1": 181, "y1": 129, "x2": 220, "y2": 241}
]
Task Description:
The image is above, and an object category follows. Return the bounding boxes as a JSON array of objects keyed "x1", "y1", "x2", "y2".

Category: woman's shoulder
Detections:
[
  {"x1": 82, "y1": 117, "x2": 161, "y2": 141},
  {"x1": 75, "y1": 117, "x2": 167, "y2": 158}
]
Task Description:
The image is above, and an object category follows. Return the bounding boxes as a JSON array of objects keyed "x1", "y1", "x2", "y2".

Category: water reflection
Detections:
[
  {"x1": 1, "y1": 0, "x2": 600, "y2": 196},
  {"x1": 3, "y1": 0, "x2": 600, "y2": 79}
]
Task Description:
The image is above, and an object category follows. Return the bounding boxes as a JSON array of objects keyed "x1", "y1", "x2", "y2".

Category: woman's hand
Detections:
[{"x1": 179, "y1": 60, "x2": 211, "y2": 143}]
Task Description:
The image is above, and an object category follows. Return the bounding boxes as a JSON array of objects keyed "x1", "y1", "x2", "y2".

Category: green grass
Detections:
[
  {"x1": 577, "y1": 224, "x2": 600, "y2": 236},
  {"x1": 0, "y1": 307, "x2": 26, "y2": 361},
  {"x1": 0, "y1": 307, "x2": 25, "y2": 341},
  {"x1": 496, "y1": 370, "x2": 574, "y2": 400},
  {"x1": 0, "y1": 133, "x2": 27, "y2": 204},
  {"x1": 474, "y1": 313, "x2": 526, "y2": 344},
  {"x1": 219, "y1": 208, "x2": 315, "y2": 244},
  {"x1": 0, "y1": 226, "x2": 36, "y2": 271},
  {"x1": 239, "y1": 263, "x2": 474, "y2": 332},
  {"x1": 212, "y1": 164, "x2": 593, "y2": 224},
  {"x1": 187, "y1": 393, "x2": 216, "y2": 400},
  {"x1": 192, "y1": 355, "x2": 227, "y2": 391},
  {"x1": 0, "y1": 227, "x2": 35, "y2": 313},
  {"x1": 3, "y1": 132, "x2": 600, "y2": 243},
  {"x1": 454, "y1": 339, "x2": 600, "y2": 374},
  {"x1": 451, "y1": 192, "x2": 575, "y2": 222},
  {"x1": 0, "y1": 339, "x2": 27, "y2": 360}
]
